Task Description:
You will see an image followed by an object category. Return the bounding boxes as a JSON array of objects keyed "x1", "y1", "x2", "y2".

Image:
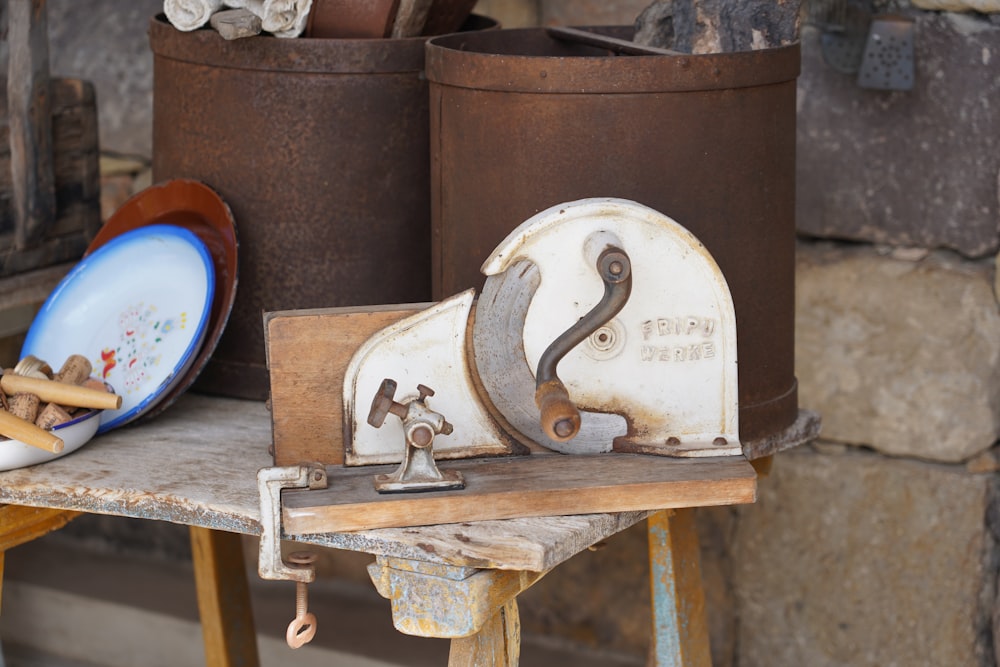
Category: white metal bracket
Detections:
[{"x1": 257, "y1": 464, "x2": 327, "y2": 583}]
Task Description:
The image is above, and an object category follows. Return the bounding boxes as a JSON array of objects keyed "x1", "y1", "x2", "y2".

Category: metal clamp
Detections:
[{"x1": 256, "y1": 464, "x2": 327, "y2": 648}]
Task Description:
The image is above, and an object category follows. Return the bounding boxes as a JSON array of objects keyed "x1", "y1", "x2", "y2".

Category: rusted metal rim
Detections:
[
  {"x1": 149, "y1": 13, "x2": 498, "y2": 74},
  {"x1": 742, "y1": 409, "x2": 822, "y2": 460},
  {"x1": 426, "y1": 27, "x2": 799, "y2": 93}
]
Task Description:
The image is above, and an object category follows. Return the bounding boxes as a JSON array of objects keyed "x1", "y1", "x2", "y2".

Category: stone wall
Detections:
[{"x1": 33, "y1": 1, "x2": 1000, "y2": 666}]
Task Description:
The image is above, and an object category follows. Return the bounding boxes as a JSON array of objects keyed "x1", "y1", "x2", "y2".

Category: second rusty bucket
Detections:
[{"x1": 425, "y1": 28, "x2": 807, "y2": 448}]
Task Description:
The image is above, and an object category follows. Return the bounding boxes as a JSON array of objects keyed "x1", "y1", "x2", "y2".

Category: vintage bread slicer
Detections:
[
  {"x1": 260, "y1": 198, "x2": 756, "y2": 524},
  {"x1": 344, "y1": 196, "x2": 742, "y2": 468},
  {"x1": 257, "y1": 197, "x2": 772, "y2": 646}
]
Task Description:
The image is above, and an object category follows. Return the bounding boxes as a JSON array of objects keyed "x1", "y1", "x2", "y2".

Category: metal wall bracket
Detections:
[{"x1": 257, "y1": 464, "x2": 328, "y2": 582}]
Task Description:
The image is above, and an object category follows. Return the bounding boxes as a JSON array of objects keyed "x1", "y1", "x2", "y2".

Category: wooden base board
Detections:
[
  {"x1": 265, "y1": 303, "x2": 427, "y2": 467},
  {"x1": 282, "y1": 454, "x2": 756, "y2": 533}
]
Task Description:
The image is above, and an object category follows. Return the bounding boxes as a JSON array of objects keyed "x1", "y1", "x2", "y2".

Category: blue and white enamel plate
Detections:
[{"x1": 22, "y1": 224, "x2": 215, "y2": 433}]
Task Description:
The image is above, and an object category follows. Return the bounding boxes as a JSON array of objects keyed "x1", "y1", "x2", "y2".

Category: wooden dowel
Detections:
[
  {"x1": 0, "y1": 374, "x2": 121, "y2": 410},
  {"x1": 0, "y1": 410, "x2": 64, "y2": 453}
]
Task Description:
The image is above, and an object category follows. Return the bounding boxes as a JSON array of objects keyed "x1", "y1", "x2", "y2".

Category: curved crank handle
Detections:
[
  {"x1": 535, "y1": 378, "x2": 581, "y2": 441},
  {"x1": 534, "y1": 245, "x2": 632, "y2": 442}
]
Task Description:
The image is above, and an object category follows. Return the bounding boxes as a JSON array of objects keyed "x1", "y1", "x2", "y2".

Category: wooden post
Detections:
[
  {"x1": 0, "y1": 505, "x2": 80, "y2": 613},
  {"x1": 189, "y1": 527, "x2": 261, "y2": 667},
  {"x1": 448, "y1": 599, "x2": 521, "y2": 667},
  {"x1": 647, "y1": 509, "x2": 712, "y2": 667},
  {"x1": 8, "y1": 0, "x2": 56, "y2": 250}
]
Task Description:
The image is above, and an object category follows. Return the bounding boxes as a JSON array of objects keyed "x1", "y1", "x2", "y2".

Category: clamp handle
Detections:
[
  {"x1": 368, "y1": 378, "x2": 405, "y2": 428},
  {"x1": 368, "y1": 379, "x2": 454, "y2": 435}
]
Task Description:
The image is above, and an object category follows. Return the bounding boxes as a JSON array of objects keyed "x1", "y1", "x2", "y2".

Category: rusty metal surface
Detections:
[
  {"x1": 150, "y1": 15, "x2": 495, "y2": 400},
  {"x1": 305, "y1": 0, "x2": 401, "y2": 38},
  {"x1": 427, "y1": 28, "x2": 800, "y2": 443},
  {"x1": 422, "y1": 0, "x2": 478, "y2": 36}
]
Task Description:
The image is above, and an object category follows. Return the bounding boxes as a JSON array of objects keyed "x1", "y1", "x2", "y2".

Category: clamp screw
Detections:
[{"x1": 285, "y1": 551, "x2": 318, "y2": 649}]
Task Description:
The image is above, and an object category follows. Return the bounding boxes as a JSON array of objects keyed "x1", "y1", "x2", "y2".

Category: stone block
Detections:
[
  {"x1": 734, "y1": 446, "x2": 998, "y2": 667},
  {"x1": 796, "y1": 241, "x2": 1000, "y2": 462},
  {"x1": 540, "y1": 0, "x2": 653, "y2": 26},
  {"x1": 473, "y1": 0, "x2": 541, "y2": 27},
  {"x1": 518, "y1": 523, "x2": 651, "y2": 659},
  {"x1": 913, "y1": 0, "x2": 1000, "y2": 10},
  {"x1": 796, "y1": 14, "x2": 1000, "y2": 257},
  {"x1": 517, "y1": 508, "x2": 739, "y2": 666}
]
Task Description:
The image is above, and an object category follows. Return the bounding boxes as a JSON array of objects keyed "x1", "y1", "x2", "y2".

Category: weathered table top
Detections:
[{"x1": 0, "y1": 394, "x2": 653, "y2": 571}]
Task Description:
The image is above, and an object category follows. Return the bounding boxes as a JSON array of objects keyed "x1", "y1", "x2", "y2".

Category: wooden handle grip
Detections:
[
  {"x1": 1, "y1": 374, "x2": 122, "y2": 410},
  {"x1": 535, "y1": 379, "x2": 581, "y2": 442},
  {"x1": 0, "y1": 410, "x2": 64, "y2": 453}
]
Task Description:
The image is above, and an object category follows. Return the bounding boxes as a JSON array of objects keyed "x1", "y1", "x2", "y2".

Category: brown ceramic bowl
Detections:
[
  {"x1": 422, "y1": 0, "x2": 478, "y2": 36},
  {"x1": 305, "y1": 0, "x2": 401, "y2": 38},
  {"x1": 85, "y1": 179, "x2": 238, "y2": 421}
]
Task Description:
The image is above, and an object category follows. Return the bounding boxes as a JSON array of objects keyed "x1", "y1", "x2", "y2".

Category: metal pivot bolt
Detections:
[
  {"x1": 368, "y1": 378, "x2": 464, "y2": 493},
  {"x1": 285, "y1": 551, "x2": 318, "y2": 649}
]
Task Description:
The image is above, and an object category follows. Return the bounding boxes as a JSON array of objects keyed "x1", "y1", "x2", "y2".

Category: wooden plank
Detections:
[
  {"x1": 282, "y1": 454, "x2": 756, "y2": 533},
  {"x1": 0, "y1": 77, "x2": 102, "y2": 277},
  {"x1": 647, "y1": 509, "x2": 712, "y2": 667},
  {"x1": 265, "y1": 304, "x2": 427, "y2": 466},
  {"x1": 0, "y1": 262, "x2": 72, "y2": 313},
  {"x1": 0, "y1": 395, "x2": 271, "y2": 536},
  {"x1": 8, "y1": 0, "x2": 55, "y2": 250},
  {"x1": 0, "y1": 505, "x2": 78, "y2": 551},
  {"x1": 189, "y1": 526, "x2": 260, "y2": 667},
  {"x1": 310, "y1": 510, "x2": 651, "y2": 572},
  {"x1": 0, "y1": 394, "x2": 653, "y2": 571}
]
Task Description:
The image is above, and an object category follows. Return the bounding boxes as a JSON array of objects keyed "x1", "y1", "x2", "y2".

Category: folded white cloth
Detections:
[
  {"x1": 230, "y1": 0, "x2": 313, "y2": 37},
  {"x1": 163, "y1": 0, "x2": 225, "y2": 31}
]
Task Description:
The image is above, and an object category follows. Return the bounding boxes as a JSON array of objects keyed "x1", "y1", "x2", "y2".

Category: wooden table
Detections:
[{"x1": 0, "y1": 393, "x2": 755, "y2": 666}]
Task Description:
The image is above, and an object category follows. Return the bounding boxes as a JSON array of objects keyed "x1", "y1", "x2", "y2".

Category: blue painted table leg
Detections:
[{"x1": 647, "y1": 509, "x2": 712, "y2": 667}]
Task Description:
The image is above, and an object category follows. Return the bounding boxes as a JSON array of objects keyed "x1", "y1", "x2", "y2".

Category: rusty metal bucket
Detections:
[
  {"x1": 425, "y1": 28, "x2": 802, "y2": 445},
  {"x1": 149, "y1": 14, "x2": 496, "y2": 400}
]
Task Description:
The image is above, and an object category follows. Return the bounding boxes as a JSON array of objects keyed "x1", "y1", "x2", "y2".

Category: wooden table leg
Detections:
[
  {"x1": 189, "y1": 526, "x2": 260, "y2": 667},
  {"x1": 448, "y1": 598, "x2": 520, "y2": 667},
  {"x1": 647, "y1": 509, "x2": 712, "y2": 667},
  {"x1": 368, "y1": 556, "x2": 546, "y2": 666}
]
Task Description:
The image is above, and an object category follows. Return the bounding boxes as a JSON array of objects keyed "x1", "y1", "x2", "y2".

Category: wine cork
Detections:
[
  {"x1": 9, "y1": 392, "x2": 40, "y2": 422},
  {"x1": 35, "y1": 402, "x2": 73, "y2": 430},
  {"x1": 55, "y1": 355, "x2": 93, "y2": 386},
  {"x1": 0, "y1": 408, "x2": 64, "y2": 453},
  {"x1": 81, "y1": 377, "x2": 110, "y2": 393}
]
